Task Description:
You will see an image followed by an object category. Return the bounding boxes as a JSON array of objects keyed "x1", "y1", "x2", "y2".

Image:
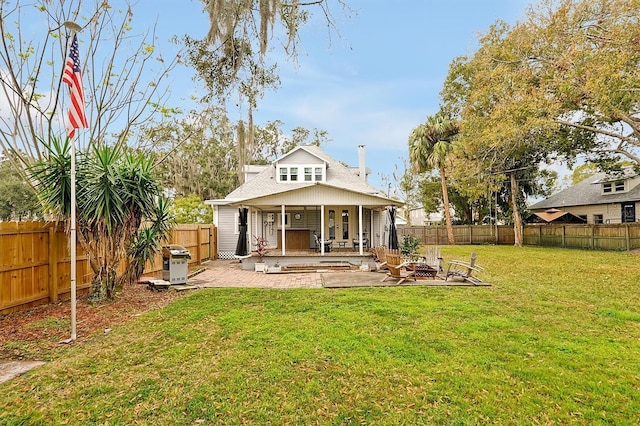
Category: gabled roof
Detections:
[
  {"x1": 274, "y1": 145, "x2": 326, "y2": 163},
  {"x1": 527, "y1": 209, "x2": 587, "y2": 224},
  {"x1": 211, "y1": 145, "x2": 400, "y2": 206},
  {"x1": 530, "y1": 168, "x2": 640, "y2": 210}
]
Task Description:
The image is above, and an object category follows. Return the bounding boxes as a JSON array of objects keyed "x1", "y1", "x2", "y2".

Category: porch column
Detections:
[
  {"x1": 320, "y1": 205, "x2": 325, "y2": 255},
  {"x1": 281, "y1": 204, "x2": 286, "y2": 255},
  {"x1": 358, "y1": 204, "x2": 364, "y2": 255},
  {"x1": 370, "y1": 209, "x2": 374, "y2": 247}
]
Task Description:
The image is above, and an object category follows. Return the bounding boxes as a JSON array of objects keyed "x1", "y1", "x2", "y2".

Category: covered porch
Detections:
[
  {"x1": 225, "y1": 184, "x2": 402, "y2": 261},
  {"x1": 238, "y1": 249, "x2": 376, "y2": 271}
]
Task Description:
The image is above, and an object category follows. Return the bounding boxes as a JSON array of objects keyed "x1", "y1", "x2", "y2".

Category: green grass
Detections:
[{"x1": 1, "y1": 245, "x2": 639, "y2": 424}]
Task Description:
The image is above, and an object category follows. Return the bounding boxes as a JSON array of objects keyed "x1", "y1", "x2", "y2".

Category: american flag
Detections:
[{"x1": 62, "y1": 34, "x2": 88, "y2": 139}]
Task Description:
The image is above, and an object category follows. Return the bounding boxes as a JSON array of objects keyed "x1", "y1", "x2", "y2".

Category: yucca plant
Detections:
[
  {"x1": 29, "y1": 137, "x2": 174, "y2": 302},
  {"x1": 123, "y1": 196, "x2": 175, "y2": 286}
]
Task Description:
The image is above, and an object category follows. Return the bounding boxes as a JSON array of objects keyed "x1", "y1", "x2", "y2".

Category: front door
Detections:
[
  {"x1": 325, "y1": 206, "x2": 352, "y2": 245},
  {"x1": 621, "y1": 202, "x2": 636, "y2": 223}
]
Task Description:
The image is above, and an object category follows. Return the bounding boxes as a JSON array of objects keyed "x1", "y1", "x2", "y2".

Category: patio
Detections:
[{"x1": 183, "y1": 258, "x2": 478, "y2": 289}]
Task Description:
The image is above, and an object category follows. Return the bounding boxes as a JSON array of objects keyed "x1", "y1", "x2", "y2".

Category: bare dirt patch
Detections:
[{"x1": 0, "y1": 283, "x2": 187, "y2": 361}]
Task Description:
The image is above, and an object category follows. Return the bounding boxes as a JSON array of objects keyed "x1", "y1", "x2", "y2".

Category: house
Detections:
[
  {"x1": 405, "y1": 207, "x2": 443, "y2": 226},
  {"x1": 526, "y1": 208, "x2": 587, "y2": 224},
  {"x1": 529, "y1": 167, "x2": 640, "y2": 224},
  {"x1": 205, "y1": 145, "x2": 403, "y2": 266}
]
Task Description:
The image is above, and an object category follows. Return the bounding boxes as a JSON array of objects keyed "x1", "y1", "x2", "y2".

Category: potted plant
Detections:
[
  {"x1": 253, "y1": 235, "x2": 268, "y2": 272},
  {"x1": 400, "y1": 234, "x2": 421, "y2": 261}
]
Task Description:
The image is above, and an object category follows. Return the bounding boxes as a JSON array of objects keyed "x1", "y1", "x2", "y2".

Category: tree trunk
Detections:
[
  {"x1": 510, "y1": 172, "x2": 523, "y2": 247},
  {"x1": 440, "y1": 166, "x2": 455, "y2": 245}
]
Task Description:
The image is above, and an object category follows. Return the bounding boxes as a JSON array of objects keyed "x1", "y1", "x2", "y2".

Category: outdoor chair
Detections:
[
  {"x1": 373, "y1": 246, "x2": 389, "y2": 271},
  {"x1": 420, "y1": 246, "x2": 443, "y2": 273},
  {"x1": 352, "y1": 237, "x2": 369, "y2": 251},
  {"x1": 314, "y1": 234, "x2": 333, "y2": 252},
  {"x1": 382, "y1": 252, "x2": 416, "y2": 285},
  {"x1": 445, "y1": 252, "x2": 485, "y2": 284}
]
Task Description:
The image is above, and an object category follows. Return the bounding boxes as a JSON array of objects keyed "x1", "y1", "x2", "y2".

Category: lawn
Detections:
[{"x1": 1, "y1": 245, "x2": 639, "y2": 424}]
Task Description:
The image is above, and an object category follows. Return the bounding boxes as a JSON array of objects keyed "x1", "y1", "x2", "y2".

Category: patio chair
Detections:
[
  {"x1": 373, "y1": 246, "x2": 389, "y2": 271},
  {"x1": 314, "y1": 234, "x2": 333, "y2": 252},
  {"x1": 445, "y1": 252, "x2": 485, "y2": 284},
  {"x1": 382, "y1": 252, "x2": 416, "y2": 285},
  {"x1": 420, "y1": 247, "x2": 443, "y2": 273}
]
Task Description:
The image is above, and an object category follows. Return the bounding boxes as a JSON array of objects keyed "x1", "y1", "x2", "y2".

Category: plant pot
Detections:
[{"x1": 254, "y1": 262, "x2": 266, "y2": 272}]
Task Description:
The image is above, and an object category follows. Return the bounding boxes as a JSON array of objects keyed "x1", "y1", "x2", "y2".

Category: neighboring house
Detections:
[
  {"x1": 406, "y1": 207, "x2": 443, "y2": 226},
  {"x1": 205, "y1": 145, "x2": 403, "y2": 259},
  {"x1": 529, "y1": 167, "x2": 640, "y2": 224}
]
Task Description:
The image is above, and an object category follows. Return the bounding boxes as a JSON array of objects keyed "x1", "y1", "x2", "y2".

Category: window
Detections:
[
  {"x1": 593, "y1": 214, "x2": 603, "y2": 224},
  {"x1": 603, "y1": 180, "x2": 626, "y2": 193},
  {"x1": 277, "y1": 164, "x2": 325, "y2": 182},
  {"x1": 277, "y1": 213, "x2": 290, "y2": 228},
  {"x1": 341, "y1": 209, "x2": 349, "y2": 240}
]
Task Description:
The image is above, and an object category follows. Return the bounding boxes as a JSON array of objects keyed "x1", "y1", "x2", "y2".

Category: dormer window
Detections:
[
  {"x1": 603, "y1": 180, "x2": 625, "y2": 194},
  {"x1": 277, "y1": 164, "x2": 325, "y2": 183}
]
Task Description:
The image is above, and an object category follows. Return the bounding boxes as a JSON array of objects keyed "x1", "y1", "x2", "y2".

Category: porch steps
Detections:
[{"x1": 282, "y1": 262, "x2": 356, "y2": 272}]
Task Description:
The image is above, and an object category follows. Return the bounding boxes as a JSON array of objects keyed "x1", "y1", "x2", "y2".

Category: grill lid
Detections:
[{"x1": 162, "y1": 245, "x2": 191, "y2": 258}]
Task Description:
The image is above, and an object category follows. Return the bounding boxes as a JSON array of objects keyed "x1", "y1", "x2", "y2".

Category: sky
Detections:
[{"x1": 148, "y1": 0, "x2": 536, "y2": 193}]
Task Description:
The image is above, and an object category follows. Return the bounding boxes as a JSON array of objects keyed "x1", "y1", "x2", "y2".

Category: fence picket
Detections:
[{"x1": 1, "y1": 222, "x2": 216, "y2": 315}]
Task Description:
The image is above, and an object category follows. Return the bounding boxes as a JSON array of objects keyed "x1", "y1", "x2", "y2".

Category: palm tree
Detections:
[
  {"x1": 409, "y1": 112, "x2": 459, "y2": 245},
  {"x1": 29, "y1": 138, "x2": 173, "y2": 301}
]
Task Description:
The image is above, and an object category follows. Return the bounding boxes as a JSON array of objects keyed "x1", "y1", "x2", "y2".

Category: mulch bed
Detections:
[{"x1": 0, "y1": 283, "x2": 186, "y2": 361}]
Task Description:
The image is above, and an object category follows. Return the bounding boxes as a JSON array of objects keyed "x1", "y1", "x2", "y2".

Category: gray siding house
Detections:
[
  {"x1": 205, "y1": 145, "x2": 402, "y2": 260},
  {"x1": 529, "y1": 167, "x2": 640, "y2": 224}
]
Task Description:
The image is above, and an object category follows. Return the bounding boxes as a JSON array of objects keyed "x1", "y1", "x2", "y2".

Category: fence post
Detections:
[
  {"x1": 591, "y1": 225, "x2": 595, "y2": 250},
  {"x1": 625, "y1": 224, "x2": 631, "y2": 251},
  {"x1": 469, "y1": 225, "x2": 473, "y2": 244},
  {"x1": 196, "y1": 225, "x2": 202, "y2": 264},
  {"x1": 48, "y1": 225, "x2": 58, "y2": 303},
  {"x1": 535, "y1": 225, "x2": 540, "y2": 246},
  {"x1": 562, "y1": 225, "x2": 566, "y2": 248}
]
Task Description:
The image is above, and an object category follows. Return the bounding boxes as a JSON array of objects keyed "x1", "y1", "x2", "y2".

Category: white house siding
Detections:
[
  {"x1": 248, "y1": 185, "x2": 392, "y2": 207},
  {"x1": 278, "y1": 149, "x2": 322, "y2": 165},
  {"x1": 218, "y1": 205, "x2": 241, "y2": 259},
  {"x1": 257, "y1": 208, "x2": 322, "y2": 249},
  {"x1": 559, "y1": 203, "x2": 638, "y2": 224}
]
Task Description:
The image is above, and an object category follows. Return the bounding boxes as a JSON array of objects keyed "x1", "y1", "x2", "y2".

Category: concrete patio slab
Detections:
[{"x1": 0, "y1": 360, "x2": 45, "y2": 384}]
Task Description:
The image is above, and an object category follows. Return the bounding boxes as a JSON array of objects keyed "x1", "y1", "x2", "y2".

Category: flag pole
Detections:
[
  {"x1": 69, "y1": 127, "x2": 77, "y2": 342},
  {"x1": 61, "y1": 21, "x2": 83, "y2": 344}
]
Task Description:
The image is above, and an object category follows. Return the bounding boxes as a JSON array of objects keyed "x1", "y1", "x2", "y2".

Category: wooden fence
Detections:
[
  {"x1": 397, "y1": 223, "x2": 640, "y2": 251},
  {"x1": 397, "y1": 225, "x2": 516, "y2": 246},
  {"x1": 523, "y1": 223, "x2": 640, "y2": 251},
  {"x1": 0, "y1": 222, "x2": 217, "y2": 315}
]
